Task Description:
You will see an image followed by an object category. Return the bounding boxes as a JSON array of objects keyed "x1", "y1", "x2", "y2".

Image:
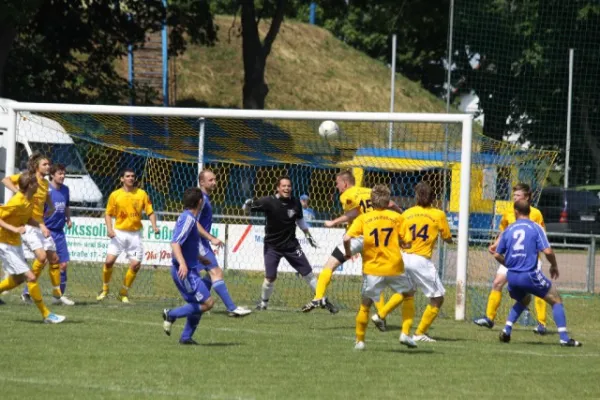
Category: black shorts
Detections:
[{"x1": 263, "y1": 243, "x2": 312, "y2": 279}]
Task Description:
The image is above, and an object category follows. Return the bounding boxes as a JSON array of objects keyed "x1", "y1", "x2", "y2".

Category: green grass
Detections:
[{"x1": 1, "y1": 271, "x2": 599, "y2": 399}]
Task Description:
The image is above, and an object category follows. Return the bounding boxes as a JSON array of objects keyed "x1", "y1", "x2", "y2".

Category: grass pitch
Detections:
[{"x1": 0, "y1": 291, "x2": 599, "y2": 399}]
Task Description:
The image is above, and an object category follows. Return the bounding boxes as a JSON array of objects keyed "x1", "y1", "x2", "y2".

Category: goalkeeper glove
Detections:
[
  {"x1": 242, "y1": 198, "x2": 253, "y2": 213},
  {"x1": 306, "y1": 232, "x2": 319, "y2": 248}
]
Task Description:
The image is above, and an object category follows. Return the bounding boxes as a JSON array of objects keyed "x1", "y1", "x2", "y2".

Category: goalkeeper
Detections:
[{"x1": 243, "y1": 176, "x2": 321, "y2": 311}]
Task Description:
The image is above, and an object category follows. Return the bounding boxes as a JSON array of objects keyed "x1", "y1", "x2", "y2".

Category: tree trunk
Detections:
[
  {"x1": 580, "y1": 94, "x2": 600, "y2": 184},
  {"x1": 0, "y1": 24, "x2": 17, "y2": 96},
  {"x1": 240, "y1": 0, "x2": 286, "y2": 110}
]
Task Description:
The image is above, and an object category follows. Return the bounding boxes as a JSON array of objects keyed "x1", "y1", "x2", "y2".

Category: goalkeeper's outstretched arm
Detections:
[{"x1": 296, "y1": 218, "x2": 318, "y2": 248}]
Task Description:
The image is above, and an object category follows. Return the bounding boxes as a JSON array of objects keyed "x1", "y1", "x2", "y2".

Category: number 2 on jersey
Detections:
[
  {"x1": 512, "y1": 229, "x2": 525, "y2": 250},
  {"x1": 409, "y1": 224, "x2": 430, "y2": 241},
  {"x1": 369, "y1": 227, "x2": 393, "y2": 247}
]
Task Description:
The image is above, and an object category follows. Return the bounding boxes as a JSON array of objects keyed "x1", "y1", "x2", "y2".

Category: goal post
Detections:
[{"x1": 4, "y1": 102, "x2": 556, "y2": 320}]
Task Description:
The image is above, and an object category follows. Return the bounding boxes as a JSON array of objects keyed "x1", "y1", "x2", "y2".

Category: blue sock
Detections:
[
  {"x1": 168, "y1": 302, "x2": 202, "y2": 320},
  {"x1": 201, "y1": 276, "x2": 213, "y2": 292},
  {"x1": 552, "y1": 303, "x2": 570, "y2": 342},
  {"x1": 22, "y1": 283, "x2": 29, "y2": 295},
  {"x1": 504, "y1": 302, "x2": 527, "y2": 335},
  {"x1": 60, "y1": 270, "x2": 67, "y2": 295},
  {"x1": 212, "y1": 279, "x2": 236, "y2": 312},
  {"x1": 181, "y1": 312, "x2": 203, "y2": 341}
]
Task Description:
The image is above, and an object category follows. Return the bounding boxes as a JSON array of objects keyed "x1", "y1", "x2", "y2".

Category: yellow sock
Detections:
[
  {"x1": 401, "y1": 296, "x2": 415, "y2": 335},
  {"x1": 534, "y1": 296, "x2": 547, "y2": 326},
  {"x1": 28, "y1": 281, "x2": 50, "y2": 319},
  {"x1": 120, "y1": 269, "x2": 138, "y2": 296},
  {"x1": 32, "y1": 259, "x2": 46, "y2": 278},
  {"x1": 486, "y1": 290, "x2": 502, "y2": 321},
  {"x1": 415, "y1": 305, "x2": 440, "y2": 336},
  {"x1": 314, "y1": 268, "x2": 333, "y2": 300},
  {"x1": 49, "y1": 264, "x2": 62, "y2": 298},
  {"x1": 374, "y1": 292, "x2": 386, "y2": 315},
  {"x1": 355, "y1": 304, "x2": 370, "y2": 342},
  {"x1": 102, "y1": 265, "x2": 113, "y2": 292},
  {"x1": 0, "y1": 276, "x2": 22, "y2": 292},
  {"x1": 377, "y1": 293, "x2": 404, "y2": 319}
]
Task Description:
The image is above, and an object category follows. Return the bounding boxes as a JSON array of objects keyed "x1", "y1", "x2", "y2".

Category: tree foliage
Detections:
[
  {"x1": 453, "y1": 0, "x2": 600, "y2": 184},
  {"x1": 0, "y1": 0, "x2": 216, "y2": 103}
]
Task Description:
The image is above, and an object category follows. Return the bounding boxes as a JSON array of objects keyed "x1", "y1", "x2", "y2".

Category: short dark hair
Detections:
[
  {"x1": 120, "y1": 168, "x2": 136, "y2": 178},
  {"x1": 277, "y1": 176, "x2": 292, "y2": 188},
  {"x1": 50, "y1": 163, "x2": 66, "y2": 176},
  {"x1": 514, "y1": 199, "x2": 531, "y2": 217},
  {"x1": 336, "y1": 170, "x2": 356, "y2": 185},
  {"x1": 513, "y1": 183, "x2": 532, "y2": 202},
  {"x1": 27, "y1": 151, "x2": 49, "y2": 175},
  {"x1": 18, "y1": 172, "x2": 38, "y2": 193},
  {"x1": 183, "y1": 187, "x2": 204, "y2": 209},
  {"x1": 415, "y1": 182, "x2": 434, "y2": 207}
]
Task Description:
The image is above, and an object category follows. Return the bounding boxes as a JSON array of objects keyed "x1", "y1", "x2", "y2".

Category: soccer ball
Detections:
[{"x1": 318, "y1": 120, "x2": 340, "y2": 138}]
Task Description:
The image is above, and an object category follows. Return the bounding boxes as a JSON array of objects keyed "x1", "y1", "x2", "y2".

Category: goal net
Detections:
[{"x1": 3, "y1": 105, "x2": 557, "y2": 319}]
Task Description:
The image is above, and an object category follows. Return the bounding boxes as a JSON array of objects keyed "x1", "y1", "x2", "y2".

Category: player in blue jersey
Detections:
[
  {"x1": 45, "y1": 164, "x2": 74, "y2": 305},
  {"x1": 493, "y1": 200, "x2": 582, "y2": 347},
  {"x1": 162, "y1": 187, "x2": 215, "y2": 345},
  {"x1": 196, "y1": 170, "x2": 251, "y2": 317},
  {"x1": 22, "y1": 162, "x2": 74, "y2": 305}
]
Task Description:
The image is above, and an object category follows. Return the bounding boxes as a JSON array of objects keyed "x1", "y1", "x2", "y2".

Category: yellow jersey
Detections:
[
  {"x1": 10, "y1": 173, "x2": 48, "y2": 223},
  {"x1": 346, "y1": 209, "x2": 406, "y2": 276},
  {"x1": 339, "y1": 186, "x2": 373, "y2": 215},
  {"x1": 0, "y1": 192, "x2": 33, "y2": 246},
  {"x1": 402, "y1": 205, "x2": 451, "y2": 259},
  {"x1": 106, "y1": 188, "x2": 154, "y2": 231},
  {"x1": 499, "y1": 206, "x2": 545, "y2": 231}
]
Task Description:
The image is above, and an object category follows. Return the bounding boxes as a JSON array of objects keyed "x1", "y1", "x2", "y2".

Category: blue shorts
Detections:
[
  {"x1": 50, "y1": 230, "x2": 70, "y2": 263},
  {"x1": 198, "y1": 242, "x2": 219, "y2": 271},
  {"x1": 170, "y1": 266, "x2": 211, "y2": 304},
  {"x1": 507, "y1": 269, "x2": 552, "y2": 302}
]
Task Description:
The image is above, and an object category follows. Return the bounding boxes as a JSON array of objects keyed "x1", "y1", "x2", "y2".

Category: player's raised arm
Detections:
[
  {"x1": 242, "y1": 196, "x2": 269, "y2": 214},
  {"x1": 1, "y1": 174, "x2": 19, "y2": 194},
  {"x1": 325, "y1": 207, "x2": 359, "y2": 228}
]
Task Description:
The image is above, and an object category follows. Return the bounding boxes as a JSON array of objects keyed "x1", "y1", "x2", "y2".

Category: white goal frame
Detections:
[{"x1": 5, "y1": 102, "x2": 473, "y2": 320}]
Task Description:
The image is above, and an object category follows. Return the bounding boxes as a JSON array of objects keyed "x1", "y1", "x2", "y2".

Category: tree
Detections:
[
  {"x1": 0, "y1": 0, "x2": 216, "y2": 103},
  {"x1": 237, "y1": 0, "x2": 287, "y2": 109},
  {"x1": 453, "y1": 0, "x2": 600, "y2": 184},
  {"x1": 315, "y1": 0, "x2": 450, "y2": 96}
]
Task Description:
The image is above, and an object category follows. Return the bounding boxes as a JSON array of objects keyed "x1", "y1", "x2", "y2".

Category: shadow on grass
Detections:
[
  {"x1": 380, "y1": 349, "x2": 437, "y2": 354},
  {"x1": 15, "y1": 318, "x2": 85, "y2": 324},
  {"x1": 201, "y1": 342, "x2": 245, "y2": 347}
]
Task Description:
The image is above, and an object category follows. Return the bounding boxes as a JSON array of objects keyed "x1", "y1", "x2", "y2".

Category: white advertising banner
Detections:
[
  {"x1": 226, "y1": 224, "x2": 364, "y2": 276},
  {"x1": 24, "y1": 217, "x2": 226, "y2": 267}
]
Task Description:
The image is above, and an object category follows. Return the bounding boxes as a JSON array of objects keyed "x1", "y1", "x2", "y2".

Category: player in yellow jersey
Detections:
[
  {"x1": 343, "y1": 184, "x2": 416, "y2": 350},
  {"x1": 302, "y1": 170, "x2": 402, "y2": 315},
  {"x1": 474, "y1": 183, "x2": 548, "y2": 333},
  {"x1": 1, "y1": 152, "x2": 73, "y2": 306},
  {"x1": 0, "y1": 173, "x2": 65, "y2": 323},
  {"x1": 96, "y1": 168, "x2": 159, "y2": 303},
  {"x1": 371, "y1": 182, "x2": 453, "y2": 342}
]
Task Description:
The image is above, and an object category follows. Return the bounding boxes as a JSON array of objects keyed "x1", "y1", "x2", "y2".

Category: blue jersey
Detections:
[
  {"x1": 197, "y1": 191, "x2": 212, "y2": 247},
  {"x1": 44, "y1": 183, "x2": 70, "y2": 231},
  {"x1": 496, "y1": 219, "x2": 550, "y2": 273},
  {"x1": 171, "y1": 210, "x2": 201, "y2": 269}
]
